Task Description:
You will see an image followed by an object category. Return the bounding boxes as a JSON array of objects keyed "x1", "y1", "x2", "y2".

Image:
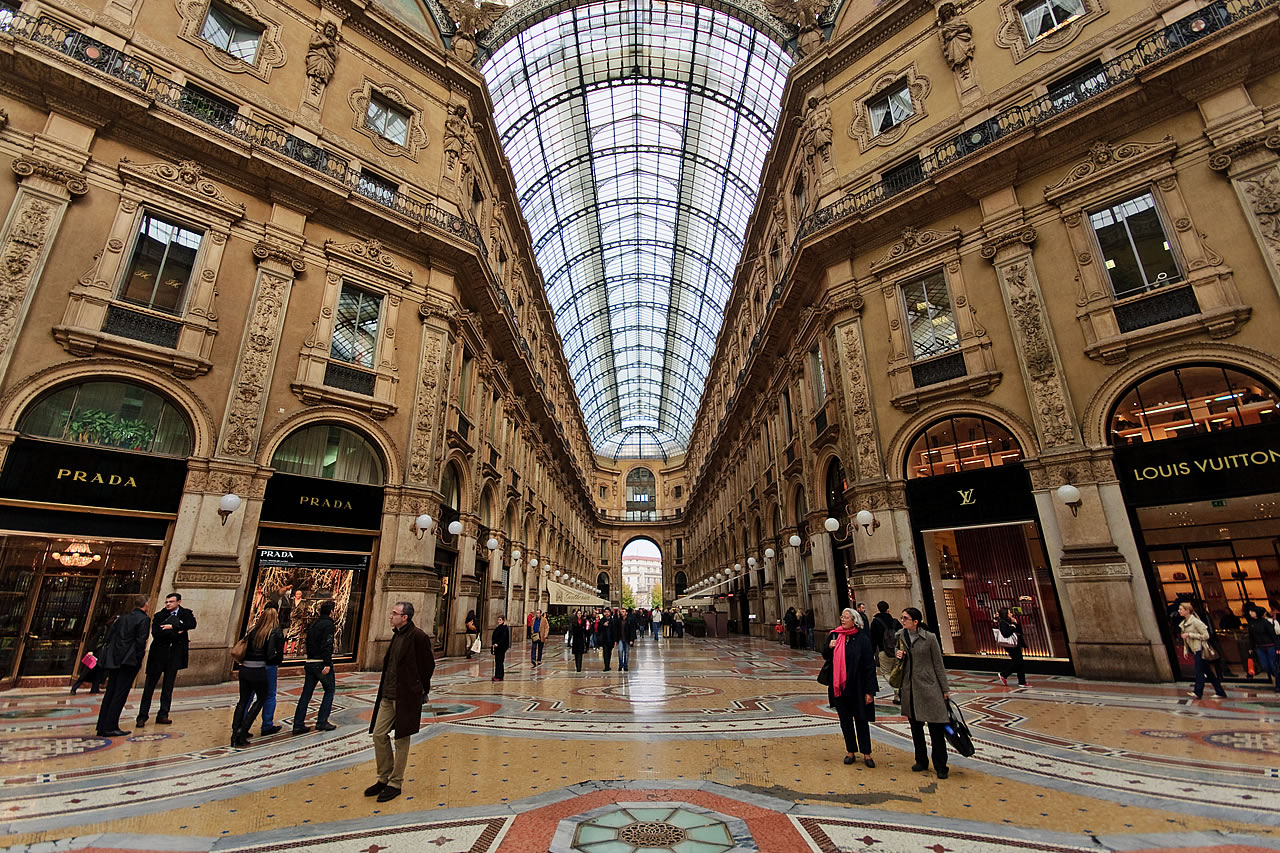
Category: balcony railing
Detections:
[
  {"x1": 1, "y1": 12, "x2": 483, "y2": 250},
  {"x1": 800, "y1": 0, "x2": 1274, "y2": 238}
]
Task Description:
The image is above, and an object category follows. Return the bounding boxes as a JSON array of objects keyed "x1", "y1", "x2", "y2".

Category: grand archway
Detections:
[{"x1": 621, "y1": 536, "x2": 662, "y2": 608}]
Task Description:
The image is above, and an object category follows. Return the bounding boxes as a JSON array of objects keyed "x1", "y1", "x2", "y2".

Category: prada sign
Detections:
[
  {"x1": 906, "y1": 464, "x2": 1037, "y2": 529},
  {"x1": 1113, "y1": 422, "x2": 1280, "y2": 507},
  {"x1": 0, "y1": 437, "x2": 187, "y2": 513},
  {"x1": 260, "y1": 472, "x2": 383, "y2": 530}
]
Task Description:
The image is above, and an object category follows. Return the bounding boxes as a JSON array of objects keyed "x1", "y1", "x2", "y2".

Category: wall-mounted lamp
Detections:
[
  {"x1": 788, "y1": 534, "x2": 802, "y2": 548},
  {"x1": 412, "y1": 514, "x2": 463, "y2": 543},
  {"x1": 529, "y1": 558, "x2": 539, "y2": 569},
  {"x1": 512, "y1": 549, "x2": 522, "y2": 561},
  {"x1": 855, "y1": 509, "x2": 881, "y2": 536},
  {"x1": 747, "y1": 557, "x2": 757, "y2": 568},
  {"x1": 1056, "y1": 484, "x2": 1083, "y2": 517},
  {"x1": 486, "y1": 537, "x2": 500, "y2": 551},
  {"x1": 733, "y1": 562, "x2": 742, "y2": 573},
  {"x1": 764, "y1": 547, "x2": 775, "y2": 559},
  {"x1": 217, "y1": 493, "x2": 242, "y2": 526}
]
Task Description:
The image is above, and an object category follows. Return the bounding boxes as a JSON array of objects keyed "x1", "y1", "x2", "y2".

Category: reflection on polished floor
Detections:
[{"x1": 1, "y1": 635, "x2": 1277, "y2": 852}]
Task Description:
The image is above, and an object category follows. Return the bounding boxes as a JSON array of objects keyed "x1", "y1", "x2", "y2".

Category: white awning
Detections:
[{"x1": 547, "y1": 579, "x2": 608, "y2": 607}]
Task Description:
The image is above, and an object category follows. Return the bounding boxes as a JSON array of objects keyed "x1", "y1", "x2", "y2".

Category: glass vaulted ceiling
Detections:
[{"x1": 482, "y1": 0, "x2": 793, "y2": 460}]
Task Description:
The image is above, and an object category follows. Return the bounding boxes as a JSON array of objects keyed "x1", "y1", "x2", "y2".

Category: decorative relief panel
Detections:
[
  {"x1": 176, "y1": 0, "x2": 286, "y2": 81},
  {"x1": 835, "y1": 319, "x2": 883, "y2": 481},
  {"x1": 0, "y1": 191, "x2": 63, "y2": 386}
]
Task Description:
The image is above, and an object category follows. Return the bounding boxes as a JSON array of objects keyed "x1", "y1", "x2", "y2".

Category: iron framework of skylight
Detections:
[{"x1": 481, "y1": 0, "x2": 793, "y2": 460}]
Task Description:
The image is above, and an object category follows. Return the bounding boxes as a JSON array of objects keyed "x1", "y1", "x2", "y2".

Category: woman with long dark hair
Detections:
[
  {"x1": 895, "y1": 607, "x2": 952, "y2": 778},
  {"x1": 231, "y1": 607, "x2": 283, "y2": 747},
  {"x1": 824, "y1": 607, "x2": 878, "y2": 767},
  {"x1": 570, "y1": 611, "x2": 590, "y2": 672},
  {"x1": 995, "y1": 606, "x2": 1025, "y2": 686}
]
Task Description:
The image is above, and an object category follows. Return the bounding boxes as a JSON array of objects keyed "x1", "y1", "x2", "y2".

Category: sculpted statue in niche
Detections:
[
  {"x1": 305, "y1": 21, "x2": 340, "y2": 96},
  {"x1": 937, "y1": 3, "x2": 974, "y2": 78},
  {"x1": 444, "y1": 104, "x2": 481, "y2": 176},
  {"x1": 797, "y1": 96, "x2": 833, "y2": 164},
  {"x1": 441, "y1": 0, "x2": 505, "y2": 63}
]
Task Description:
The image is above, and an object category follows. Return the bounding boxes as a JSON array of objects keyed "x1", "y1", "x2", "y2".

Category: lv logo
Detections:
[{"x1": 957, "y1": 488, "x2": 976, "y2": 506}]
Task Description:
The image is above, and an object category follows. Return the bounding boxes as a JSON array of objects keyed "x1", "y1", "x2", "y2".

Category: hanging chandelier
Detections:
[{"x1": 51, "y1": 542, "x2": 103, "y2": 568}]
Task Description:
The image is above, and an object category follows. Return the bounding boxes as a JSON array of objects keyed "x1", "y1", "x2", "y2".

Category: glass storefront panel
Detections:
[
  {"x1": 920, "y1": 522, "x2": 1070, "y2": 660},
  {"x1": 0, "y1": 535, "x2": 161, "y2": 681},
  {"x1": 246, "y1": 548, "x2": 369, "y2": 661},
  {"x1": 1137, "y1": 496, "x2": 1280, "y2": 679}
]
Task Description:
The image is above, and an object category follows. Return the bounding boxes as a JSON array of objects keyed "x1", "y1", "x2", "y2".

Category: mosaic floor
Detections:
[{"x1": 1, "y1": 635, "x2": 1278, "y2": 852}]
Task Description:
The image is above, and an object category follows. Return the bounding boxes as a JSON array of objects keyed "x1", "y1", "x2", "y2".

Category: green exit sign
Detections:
[{"x1": 1211, "y1": 500, "x2": 1227, "y2": 508}]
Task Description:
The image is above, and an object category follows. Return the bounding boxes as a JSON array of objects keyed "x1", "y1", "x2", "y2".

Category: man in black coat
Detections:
[
  {"x1": 292, "y1": 599, "x2": 338, "y2": 732},
  {"x1": 136, "y1": 592, "x2": 197, "y2": 727},
  {"x1": 365, "y1": 601, "x2": 435, "y2": 804},
  {"x1": 96, "y1": 595, "x2": 150, "y2": 737},
  {"x1": 599, "y1": 610, "x2": 617, "y2": 671}
]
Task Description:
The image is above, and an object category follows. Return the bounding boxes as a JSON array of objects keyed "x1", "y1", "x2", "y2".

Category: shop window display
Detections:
[
  {"x1": 244, "y1": 549, "x2": 368, "y2": 661},
  {"x1": 906, "y1": 415, "x2": 1022, "y2": 478},
  {"x1": 1110, "y1": 364, "x2": 1279, "y2": 445},
  {"x1": 19, "y1": 381, "x2": 193, "y2": 457}
]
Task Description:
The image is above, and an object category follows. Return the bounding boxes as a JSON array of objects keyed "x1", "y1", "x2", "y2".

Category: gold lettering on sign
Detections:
[
  {"x1": 56, "y1": 469, "x2": 138, "y2": 487},
  {"x1": 1130, "y1": 448, "x2": 1280, "y2": 482},
  {"x1": 957, "y1": 488, "x2": 976, "y2": 505},
  {"x1": 298, "y1": 495, "x2": 355, "y2": 510}
]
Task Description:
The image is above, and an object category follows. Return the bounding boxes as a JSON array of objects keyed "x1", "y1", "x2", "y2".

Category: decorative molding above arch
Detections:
[
  {"x1": 1079, "y1": 343, "x2": 1280, "y2": 448},
  {"x1": 256, "y1": 405, "x2": 403, "y2": 485},
  {"x1": 883, "y1": 399, "x2": 1040, "y2": 482},
  {"x1": 0, "y1": 358, "x2": 218, "y2": 458}
]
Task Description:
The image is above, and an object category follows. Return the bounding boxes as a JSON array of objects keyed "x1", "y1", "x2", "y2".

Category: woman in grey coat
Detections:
[{"x1": 895, "y1": 607, "x2": 952, "y2": 778}]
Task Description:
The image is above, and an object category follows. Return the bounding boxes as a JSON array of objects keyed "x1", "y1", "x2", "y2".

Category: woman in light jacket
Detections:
[
  {"x1": 1179, "y1": 601, "x2": 1227, "y2": 699},
  {"x1": 895, "y1": 607, "x2": 952, "y2": 778}
]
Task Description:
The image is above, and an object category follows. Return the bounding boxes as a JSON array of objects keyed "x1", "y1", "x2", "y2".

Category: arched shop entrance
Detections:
[
  {"x1": 247, "y1": 424, "x2": 385, "y2": 666},
  {"x1": 1109, "y1": 363, "x2": 1280, "y2": 680},
  {"x1": 825, "y1": 458, "x2": 852, "y2": 614},
  {"x1": 0, "y1": 379, "x2": 192, "y2": 687},
  {"x1": 434, "y1": 462, "x2": 463, "y2": 652},
  {"x1": 904, "y1": 414, "x2": 1072, "y2": 673}
]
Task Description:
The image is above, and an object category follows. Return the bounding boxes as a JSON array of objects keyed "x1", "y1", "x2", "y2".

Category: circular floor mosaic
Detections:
[
  {"x1": 565, "y1": 804, "x2": 744, "y2": 853},
  {"x1": 573, "y1": 683, "x2": 720, "y2": 703},
  {"x1": 0, "y1": 735, "x2": 111, "y2": 763}
]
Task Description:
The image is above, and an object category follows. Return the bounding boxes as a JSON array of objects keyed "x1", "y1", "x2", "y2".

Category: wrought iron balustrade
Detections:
[
  {"x1": 103, "y1": 303, "x2": 182, "y2": 348},
  {"x1": 911, "y1": 352, "x2": 967, "y2": 388},
  {"x1": 1112, "y1": 285, "x2": 1200, "y2": 332},
  {"x1": 323, "y1": 361, "x2": 376, "y2": 396}
]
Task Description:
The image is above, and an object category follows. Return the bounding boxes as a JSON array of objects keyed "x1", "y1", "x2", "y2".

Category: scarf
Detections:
[{"x1": 830, "y1": 626, "x2": 861, "y2": 697}]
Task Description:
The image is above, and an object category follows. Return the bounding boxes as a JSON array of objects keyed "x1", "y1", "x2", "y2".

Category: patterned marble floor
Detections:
[{"x1": 1, "y1": 635, "x2": 1278, "y2": 852}]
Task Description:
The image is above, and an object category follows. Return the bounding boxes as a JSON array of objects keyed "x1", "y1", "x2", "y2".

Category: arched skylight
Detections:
[{"x1": 482, "y1": 0, "x2": 793, "y2": 458}]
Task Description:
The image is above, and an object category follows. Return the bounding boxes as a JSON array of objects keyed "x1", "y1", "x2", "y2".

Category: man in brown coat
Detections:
[{"x1": 365, "y1": 601, "x2": 435, "y2": 803}]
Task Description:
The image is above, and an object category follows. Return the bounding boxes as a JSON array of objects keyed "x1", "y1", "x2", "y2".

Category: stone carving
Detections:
[
  {"x1": 176, "y1": 0, "x2": 286, "y2": 81},
  {"x1": 118, "y1": 158, "x2": 244, "y2": 213},
  {"x1": 1207, "y1": 129, "x2": 1280, "y2": 173},
  {"x1": 1044, "y1": 137, "x2": 1175, "y2": 199},
  {"x1": 1000, "y1": 259, "x2": 1075, "y2": 447},
  {"x1": 323, "y1": 238, "x2": 412, "y2": 281},
  {"x1": 796, "y1": 96, "x2": 832, "y2": 165},
  {"x1": 0, "y1": 198, "x2": 53, "y2": 362},
  {"x1": 1240, "y1": 167, "x2": 1280, "y2": 266},
  {"x1": 252, "y1": 240, "x2": 306, "y2": 272},
  {"x1": 995, "y1": 0, "x2": 1105, "y2": 63},
  {"x1": 766, "y1": 0, "x2": 832, "y2": 54},
  {"x1": 871, "y1": 226, "x2": 959, "y2": 272},
  {"x1": 221, "y1": 270, "x2": 290, "y2": 458},
  {"x1": 440, "y1": 0, "x2": 504, "y2": 63},
  {"x1": 937, "y1": 3, "x2": 974, "y2": 78},
  {"x1": 839, "y1": 323, "x2": 882, "y2": 480},
  {"x1": 979, "y1": 226, "x2": 1037, "y2": 259},
  {"x1": 305, "y1": 21, "x2": 340, "y2": 97},
  {"x1": 11, "y1": 156, "x2": 89, "y2": 196},
  {"x1": 444, "y1": 103, "x2": 481, "y2": 176}
]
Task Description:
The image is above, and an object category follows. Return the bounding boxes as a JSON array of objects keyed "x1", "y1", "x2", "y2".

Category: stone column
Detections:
[
  {"x1": 806, "y1": 517, "x2": 838, "y2": 629},
  {"x1": 0, "y1": 138, "x2": 90, "y2": 385},
  {"x1": 450, "y1": 517, "x2": 479, "y2": 657}
]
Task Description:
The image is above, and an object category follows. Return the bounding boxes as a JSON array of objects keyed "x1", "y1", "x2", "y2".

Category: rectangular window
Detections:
[
  {"x1": 782, "y1": 389, "x2": 794, "y2": 439},
  {"x1": 674, "y1": 485, "x2": 682, "y2": 499},
  {"x1": 600, "y1": 485, "x2": 608, "y2": 499},
  {"x1": 119, "y1": 212, "x2": 203, "y2": 315},
  {"x1": 809, "y1": 347, "x2": 826, "y2": 406},
  {"x1": 364, "y1": 96, "x2": 410, "y2": 146},
  {"x1": 459, "y1": 350, "x2": 474, "y2": 411},
  {"x1": 200, "y1": 3, "x2": 261, "y2": 62},
  {"x1": 1018, "y1": 0, "x2": 1085, "y2": 41},
  {"x1": 868, "y1": 82, "x2": 914, "y2": 135},
  {"x1": 1049, "y1": 60, "x2": 1107, "y2": 111},
  {"x1": 600, "y1": 539, "x2": 608, "y2": 560},
  {"x1": 1089, "y1": 191, "x2": 1182, "y2": 298},
  {"x1": 330, "y1": 284, "x2": 381, "y2": 368},
  {"x1": 901, "y1": 270, "x2": 959, "y2": 359}
]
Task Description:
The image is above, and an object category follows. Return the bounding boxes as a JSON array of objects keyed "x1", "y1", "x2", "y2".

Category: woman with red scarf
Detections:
[{"x1": 824, "y1": 607, "x2": 879, "y2": 767}]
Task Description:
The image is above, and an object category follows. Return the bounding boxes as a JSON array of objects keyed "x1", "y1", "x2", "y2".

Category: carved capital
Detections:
[
  {"x1": 252, "y1": 241, "x2": 306, "y2": 272},
  {"x1": 11, "y1": 156, "x2": 89, "y2": 196},
  {"x1": 980, "y1": 226, "x2": 1037, "y2": 261}
]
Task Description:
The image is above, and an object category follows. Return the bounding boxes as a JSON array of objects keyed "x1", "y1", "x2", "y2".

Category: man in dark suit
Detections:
[
  {"x1": 136, "y1": 592, "x2": 197, "y2": 727},
  {"x1": 365, "y1": 601, "x2": 434, "y2": 803},
  {"x1": 96, "y1": 595, "x2": 150, "y2": 737}
]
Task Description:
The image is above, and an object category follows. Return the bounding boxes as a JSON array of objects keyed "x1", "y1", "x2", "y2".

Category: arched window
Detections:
[
  {"x1": 19, "y1": 380, "x2": 192, "y2": 456},
  {"x1": 441, "y1": 463, "x2": 462, "y2": 510},
  {"x1": 794, "y1": 486, "x2": 808, "y2": 525},
  {"x1": 625, "y1": 466, "x2": 656, "y2": 521},
  {"x1": 825, "y1": 458, "x2": 848, "y2": 516},
  {"x1": 1109, "y1": 364, "x2": 1280, "y2": 445},
  {"x1": 271, "y1": 424, "x2": 383, "y2": 484},
  {"x1": 479, "y1": 487, "x2": 493, "y2": 528},
  {"x1": 905, "y1": 415, "x2": 1022, "y2": 478},
  {"x1": 597, "y1": 570, "x2": 610, "y2": 600}
]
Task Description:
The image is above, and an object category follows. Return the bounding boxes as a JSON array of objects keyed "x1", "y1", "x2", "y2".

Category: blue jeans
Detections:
[
  {"x1": 618, "y1": 640, "x2": 630, "y2": 669},
  {"x1": 292, "y1": 662, "x2": 335, "y2": 728},
  {"x1": 1193, "y1": 650, "x2": 1226, "y2": 698},
  {"x1": 1257, "y1": 644, "x2": 1279, "y2": 689},
  {"x1": 261, "y1": 665, "x2": 278, "y2": 731},
  {"x1": 652, "y1": 622, "x2": 660, "y2": 639}
]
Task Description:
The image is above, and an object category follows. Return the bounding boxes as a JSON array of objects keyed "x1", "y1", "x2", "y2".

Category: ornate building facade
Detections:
[{"x1": 1, "y1": 0, "x2": 1278, "y2": 688}]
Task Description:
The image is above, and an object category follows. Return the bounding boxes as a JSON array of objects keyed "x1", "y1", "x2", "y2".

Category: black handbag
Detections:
[
  {"x1": 943, "y1": 698, "x2": 976, "y2": 757},
  {"x1": 817, "y1": 660, "x2": 832, "y2": 686}
]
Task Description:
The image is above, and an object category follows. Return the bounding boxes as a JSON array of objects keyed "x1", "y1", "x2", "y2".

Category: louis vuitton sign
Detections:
[
  {"x1": 1113, "y1": 422, "x2": 1280, "y2": 507},
  {"x1": 905, "y1": 463, "x2": 1037, "y2": 529},
  {"x1": 0, "y1": 437, "x2": 187, "y2": 513}
]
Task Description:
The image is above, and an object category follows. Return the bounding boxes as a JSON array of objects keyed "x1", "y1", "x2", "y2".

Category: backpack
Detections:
[{"x1": 880, "y1": 617, "x2": 902, "y2": 654}]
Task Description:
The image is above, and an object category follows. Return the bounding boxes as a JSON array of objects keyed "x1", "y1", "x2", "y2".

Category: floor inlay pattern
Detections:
[{"x1": 0, "y1": 636, "x2": 1277, "y2": 852}]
